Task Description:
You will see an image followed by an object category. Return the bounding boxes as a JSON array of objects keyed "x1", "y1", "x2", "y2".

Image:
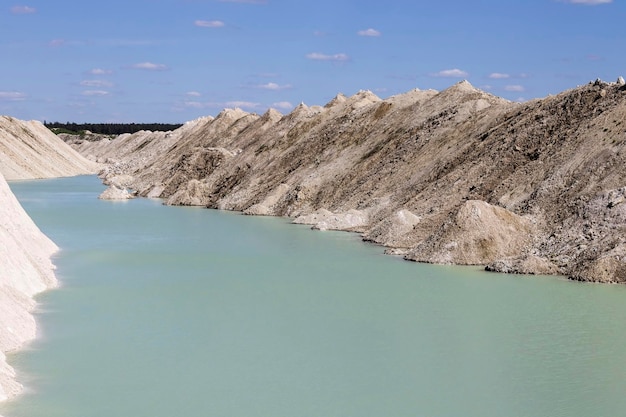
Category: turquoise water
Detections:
[{"x1": 2, "y1": 175, "x2": 626, "y2": 417}]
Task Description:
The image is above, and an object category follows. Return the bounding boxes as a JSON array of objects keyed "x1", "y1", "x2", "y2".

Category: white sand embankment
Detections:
[{"x1": 0, "y1": 171, "x2": 58, "y2": 402}]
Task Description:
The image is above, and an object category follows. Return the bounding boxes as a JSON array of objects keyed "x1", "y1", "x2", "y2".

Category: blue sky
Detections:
[{"x1": 1, "y1": 0, "x2": 624, "y2": 123}]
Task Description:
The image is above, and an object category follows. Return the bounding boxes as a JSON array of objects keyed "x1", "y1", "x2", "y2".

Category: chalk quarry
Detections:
[{"x1": 1, "y1": 77, "x2": 626, "y2": 409}]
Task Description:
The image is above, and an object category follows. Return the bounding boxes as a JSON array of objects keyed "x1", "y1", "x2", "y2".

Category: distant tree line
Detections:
[{"x1": 44, "y1": 122, "x2": 183, "y2": 135}]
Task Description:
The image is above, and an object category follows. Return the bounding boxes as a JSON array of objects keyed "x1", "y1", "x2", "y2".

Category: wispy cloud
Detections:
[
  {"x1": 226, "y1": 100, "x2": 260, "y2": 109},
  {"x1": 131, "y1": 62, "x2": 168, "y2": 71},
  {"x1": 186, "y1": 91, "x2": 202, "y2": 97},
  {"x1": 80, "y1": 80, "x2": 114, "y2": 88},
  {"x1": 272, "y1": 101, "x2": 293, "y2": 110},
  {"x1": 504, "y1": 85, "x2": 525, "y2": 92},
  {"x1": 218, "y1": 0, "x2": 267, "y2": 3},
  {"x1": 88, "y1": 68, "x2": 113, "y2": 75},
  {"x1": 82, "y1": 90, "x2": 110, "y2": 96},
  {"x1": 306, "y1": 52, "x2": 350, "y2": 62},
  {"x1": 49, "y1": 39, "x2": 66, "y2": 47},
  {"x1": 255, "y1": 82, "x2": 292, "y2": 91},
  {"x1": 357, "y1": 28, "x2": 381, "y2": 37},
  {"x1": 488, "y1": 72, "x2": 510, "y2": 79},
  {"x1": 0, "y1": 91, "x2": 26, "y2": 101},
  {"x1": 10, "y1": 5, "x2": 36, "y2": 14},
  {"x1": 560, "y1": 0, "x2": 612, "y2": 4},
  {"x1": 181, "y1": 100, "x2": 260, "y2": 110},
  {"x1": 194, "y1": 20, "x2": 225, "y2": 28},
  {"x1": 182, "y1": 101, "x2": 205, "y2": 109},
  {"x1": 431, "y1": 68, "x2": 469, "y2": 78}
]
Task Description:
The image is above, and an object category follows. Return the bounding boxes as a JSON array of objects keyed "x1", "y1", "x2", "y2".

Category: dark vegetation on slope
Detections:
[{"x1": 45, "y1": 122, "x2": 183, "y2": 137}]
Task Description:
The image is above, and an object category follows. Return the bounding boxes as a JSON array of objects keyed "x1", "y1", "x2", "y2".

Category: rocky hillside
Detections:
[
  {"x1": 73, "y1": 79, "x2": 626, "y2": 283},
  {"x1": 0, "y1": 116, "x2": 99, "y2": 180}
]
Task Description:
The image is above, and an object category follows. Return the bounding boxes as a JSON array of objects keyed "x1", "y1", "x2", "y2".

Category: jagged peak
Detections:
[
  {"x1": 215, "y1": 107, "x2": 250, "y2": 121},
  {"x1": 261, "y1": 108, "x2": 283, "y2": 123},
  {"x1": 444, "y1": 80, "x2": 479, "y2": 94},
  {"x1": 346, "y1": 90, "x2": 381, "y2": 110},
  {"x1": 387, "y1": 88, "x2": 439, "y2": 107},
  {"x1": 184, "y1": 115, "x2": 214, "y2": 126},
  {"x1": 324, "y1": 93, "x2": 348, "y2": 108},
  {"x1": 434, "y1": 80, "x2": 507, "y2": 105},
  {"x1": 348, "y1": 89, "x2": 381, "y2": 103},
  {"x1": 287, "y1": 102, "x2": 309, "y2": 117}
]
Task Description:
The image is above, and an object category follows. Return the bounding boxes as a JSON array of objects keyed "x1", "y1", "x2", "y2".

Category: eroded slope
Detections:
[{"x1": 74, "y1": 80, "x2": 626, "y2": 282}]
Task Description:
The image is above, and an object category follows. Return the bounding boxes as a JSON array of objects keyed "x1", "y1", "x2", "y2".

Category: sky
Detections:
[{"x1": 1, "y1": 0, "x2": 624, "y2": 123}]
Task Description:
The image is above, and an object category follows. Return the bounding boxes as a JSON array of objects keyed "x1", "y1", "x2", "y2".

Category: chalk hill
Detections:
[
  {"x1": 0, "y1": 116, "x2": 99, "y2": 180},
  {"x1": 73, "y1": 79, "x2": 626, "y2": 283}
]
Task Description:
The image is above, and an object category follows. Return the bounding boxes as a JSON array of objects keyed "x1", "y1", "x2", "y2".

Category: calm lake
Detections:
[{"x1": 2, "y1": 175, "x2": 626, "y2": 417}]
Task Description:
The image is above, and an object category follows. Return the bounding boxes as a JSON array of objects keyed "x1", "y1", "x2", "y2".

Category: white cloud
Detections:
[
  {"x1": 11, "y1": 5, "x2": 36, "y2": 14},
  {"x1": 80, "y1": 80, "x2": 113, "y2": 88},
  {"x1": 226, "y1": 101, "x2": 260, "y2": 109},
  {"x1": 306, "y1": 52, "x2": 350, "y2": 62},
  {"x1": 488, "y1": 72, "x2": 510, "y2": 79},
  {"x1": 186, "y1": 91, "x2": 202, "y2": 97},
  {"x1": 49, "y1": 39, "x2": 65, "y2": 47},
  {"x1": 272, "y1": 101, "x2": 293, "y2": 110},
  {"x1": 561, "y1": 0, "x2": 612, "y2": 4},
  {"x1": 357, "y1": 28, "x2": 381, "y2": 37},
  {"x1": 504, "y1": 85, "x2": 525, "y2": 92},
  {"x1": 181, "y1": 99, "x2": 260, "y2": 110},
  {"x1": 431, "y1": 68, "x2": 469, "y2": 78},
  {"x1": 88, "y1": 68, "x2": 113, "y2": 75},
  {"x1": 256, "y1": 82, "x2": 292, "y2": 91},
  {"x1": 131, "y1": 62, "x2": 168, "y2": 71},
  {"x1": 0, "y1": 91, "x2": 26, "y2": 101},
  {"x1": 82, "y1": 90, "x2": 110, "y2": 96},
  {"x1": 194, "y1": 20, "x2": 225, "y2": 28},
  {"x1": 184, "y1": 101, "x2": 205, "y2": 109}
]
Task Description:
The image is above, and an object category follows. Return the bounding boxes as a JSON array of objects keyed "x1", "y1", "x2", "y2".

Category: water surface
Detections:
[{"x1": 2, "y1": 175, "x2": 626, "y2": 417}]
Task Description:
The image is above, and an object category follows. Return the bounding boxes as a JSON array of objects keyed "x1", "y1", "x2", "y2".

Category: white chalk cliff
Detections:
[
  {"x1": 0, "y1": 116, "x2": 99, "y2": 404},
  {"x1": 0, "y1": 170, "x2": 58, "y2": 401}
]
